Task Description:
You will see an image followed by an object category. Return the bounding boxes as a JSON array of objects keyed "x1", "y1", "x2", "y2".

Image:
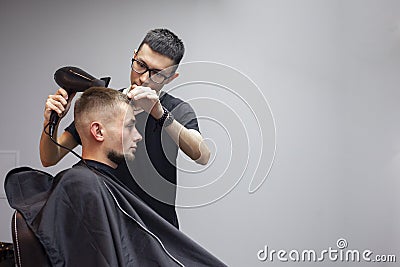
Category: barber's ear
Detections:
[
  {"x1": 165, "y1": 72, "x2": 179, "y2": 84},
  {"x1": 90, "y1": 122, "x2": 104, "y2": 141}
]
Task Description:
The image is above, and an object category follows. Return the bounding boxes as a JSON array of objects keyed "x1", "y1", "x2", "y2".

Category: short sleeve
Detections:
[
  {"x1": 65, "y1": 121, "x2": 82, "y2": 145},
  {"x1": 171, "y1": 102, "x2": 200, "y2": 133}
]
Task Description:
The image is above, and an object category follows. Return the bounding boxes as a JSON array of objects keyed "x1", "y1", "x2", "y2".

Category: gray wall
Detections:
[{"x1": 1, "y1": 0, "x2": 399, "y2": 266}]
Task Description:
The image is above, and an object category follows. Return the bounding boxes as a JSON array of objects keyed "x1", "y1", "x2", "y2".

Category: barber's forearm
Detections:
[
  {"x1": 40, "y1": 124, "x2": 59, "y2": 167},
  {"x1": 165, "y1": 120, "x2": 210, "y2": 165},
  {"x1": 40, "y1": 122, "x2": 76, "y2": 167},
  {"x1": 147, "y1": 99, "x2": 210, "y2": 164}
]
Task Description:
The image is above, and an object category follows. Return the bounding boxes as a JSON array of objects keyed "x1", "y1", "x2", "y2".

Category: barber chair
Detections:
[{"x1": 11, "y1": 211, "x2": 51, "y2": 267}]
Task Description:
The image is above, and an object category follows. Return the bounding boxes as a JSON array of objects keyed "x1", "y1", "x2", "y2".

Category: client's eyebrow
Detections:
[{"x1": 126, "y1": 118, "x2": 136, "y2": 125}]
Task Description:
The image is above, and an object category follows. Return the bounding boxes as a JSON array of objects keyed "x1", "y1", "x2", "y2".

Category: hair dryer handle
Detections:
[{"x1": 49, "y1": 111, "x2": 60, "y2": 137}]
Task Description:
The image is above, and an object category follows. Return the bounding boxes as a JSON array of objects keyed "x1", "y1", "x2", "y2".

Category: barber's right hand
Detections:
[{"x1": 44, "y1": 88, "x2": 76, "y2": 122}]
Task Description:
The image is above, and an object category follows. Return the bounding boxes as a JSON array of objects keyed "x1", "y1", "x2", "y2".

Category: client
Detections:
[{"x1": 5, "y1": 87, "x2": 226, "y2": 267}]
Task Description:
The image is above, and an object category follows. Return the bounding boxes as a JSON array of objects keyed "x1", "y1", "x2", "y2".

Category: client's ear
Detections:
[{"x1": 90, "y1": 122, "x2": 104, "y2": 141}]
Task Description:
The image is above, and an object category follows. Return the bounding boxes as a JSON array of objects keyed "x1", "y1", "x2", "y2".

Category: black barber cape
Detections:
[{"x1": 4, "y1": 161, "x2": 227, "y2": 267}]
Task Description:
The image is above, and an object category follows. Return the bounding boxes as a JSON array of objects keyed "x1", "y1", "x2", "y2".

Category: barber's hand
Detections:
[
  {"x1": 44, "y1": 88, "x2": 75, "y2": 122},
  {"x1": 128, "y1": 85, "x2": 163, "y2": 119}
]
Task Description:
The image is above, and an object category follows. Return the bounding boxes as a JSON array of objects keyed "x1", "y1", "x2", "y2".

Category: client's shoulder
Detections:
[{"x1": 57, "y1": 164, "x2": 101, "y2": 189}]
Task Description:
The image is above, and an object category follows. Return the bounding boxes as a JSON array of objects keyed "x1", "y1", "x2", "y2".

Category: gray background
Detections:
[{"x1": 1, "y1": 0, "x2": 399, "y2": 266}]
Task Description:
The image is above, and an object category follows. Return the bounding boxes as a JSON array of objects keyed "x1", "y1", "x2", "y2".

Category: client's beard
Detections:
[{"x1": 107, "y1": 150, "x2": 135, "y2": 166}]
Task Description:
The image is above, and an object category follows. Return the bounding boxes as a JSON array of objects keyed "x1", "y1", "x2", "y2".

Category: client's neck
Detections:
[{"x1": 81, "y1": 148, "x2": 118, "y2": 169}]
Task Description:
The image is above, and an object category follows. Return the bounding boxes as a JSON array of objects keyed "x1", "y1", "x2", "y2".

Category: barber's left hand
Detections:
[{"x1": 128, "y1": 85, "x2": 163, "y2": 119}]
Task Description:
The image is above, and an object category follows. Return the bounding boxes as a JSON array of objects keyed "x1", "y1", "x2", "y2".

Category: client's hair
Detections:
[{"x1": 74, "y1": 87, "x2": 130, "y2": 136}]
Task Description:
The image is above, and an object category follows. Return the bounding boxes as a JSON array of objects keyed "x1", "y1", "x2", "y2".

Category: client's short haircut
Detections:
[{"x1": 74, "y1": 87, "x2": 130, "y2": 135}]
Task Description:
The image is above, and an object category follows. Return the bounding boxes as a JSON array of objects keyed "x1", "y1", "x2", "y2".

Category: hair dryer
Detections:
[{"x1": 48, "y1": 66, "x2": 111, "y2": 136}]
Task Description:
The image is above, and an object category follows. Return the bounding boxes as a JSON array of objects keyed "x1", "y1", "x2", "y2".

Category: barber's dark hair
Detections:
[{"x1": 138, "y1": 28, "x2": 185, "y2": 66}]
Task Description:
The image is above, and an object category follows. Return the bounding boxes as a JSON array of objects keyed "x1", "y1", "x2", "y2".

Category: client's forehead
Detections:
[
  {"x1": 116, "y1": 102, "x2": 135, "y2": 120},
  {"x1": 126, "y1": 104, "x2": 136, "y2": 119}
]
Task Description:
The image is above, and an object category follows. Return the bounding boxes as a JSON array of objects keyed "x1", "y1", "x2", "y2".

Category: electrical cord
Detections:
[{"x1": 43, "y1": 120, "x2": 83, "y2": 161}]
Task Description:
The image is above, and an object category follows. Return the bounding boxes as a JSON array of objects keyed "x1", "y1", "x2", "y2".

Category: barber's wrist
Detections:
[
  {"x1": 157, "y1": 106, "x2": 175, "y2": 127},
  {"x1": 150, "y1": 104, "x2": 164, "y2": 120}
]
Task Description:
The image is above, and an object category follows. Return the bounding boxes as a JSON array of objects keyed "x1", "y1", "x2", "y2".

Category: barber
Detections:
[{"x1": 40, "y1": 28, "x2": 210, "y2": 228}]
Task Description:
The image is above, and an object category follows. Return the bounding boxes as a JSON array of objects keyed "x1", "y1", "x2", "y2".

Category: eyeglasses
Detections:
[{"x1": 131, "y1": 58, "x2": 172, "y2": 84}]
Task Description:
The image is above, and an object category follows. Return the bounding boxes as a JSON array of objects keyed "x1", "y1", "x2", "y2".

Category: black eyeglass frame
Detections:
[{"x1": 130, "y1": 58, "x2": 173, "y2": 84}]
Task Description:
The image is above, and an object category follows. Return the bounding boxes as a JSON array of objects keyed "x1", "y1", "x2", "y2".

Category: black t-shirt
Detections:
[{"x1": 65, "y1": 91, "x2": 199, "y2": 228}]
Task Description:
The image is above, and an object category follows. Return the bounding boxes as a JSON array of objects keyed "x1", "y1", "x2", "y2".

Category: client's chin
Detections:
[{"x1": 107, "y1": 150, "x2": 135, "y2": 166}]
